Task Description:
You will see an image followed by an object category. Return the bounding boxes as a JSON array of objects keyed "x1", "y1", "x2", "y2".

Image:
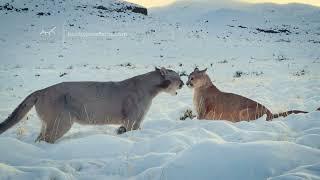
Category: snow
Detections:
[
  {"x1": 149, "y1": 141, "x2": 320, "y2": 180},
  {"x1": 0, "y1": 0, "x2": 320, "y2": 179}
]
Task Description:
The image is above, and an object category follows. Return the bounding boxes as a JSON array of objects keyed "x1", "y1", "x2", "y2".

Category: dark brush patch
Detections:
[
  {"x1": 0, "y1": 3, "x2": 29, "y2": 13},
  {"x1": 118, "y1": 62, "x2": 135, "y2": 69},
  {"x1": 293, "y1": 69, "x2": 308, "y2": 76},
  {"x1": 308, "y1": 40, "x2": 320, "y2": 44},
  {"x1": 238, "y1": 25, "x2": 247, "y2": 29},
  {"x1": 275, "y1": 55, "x2": 290, "y2": 61},
  {"x1": 180, "y1": 109, "x2": 196, "y2": 120},
  {"x1": 179, "y1": 71, "x2": 187, "y2": 77},
  {"x1": 36, "y1": 12, "x2": 51, "y2": 16},
  {"x1": 256, "y1": 28, "x2": 291, "y2": 34},
  {"x1": 59, "y1": 72, "x2": 67, "y2": 77},
  {"x1": 93, "y1": 4, "x2": 147, "y2": 15},
  {"x1": 234, "y1": 71, "x2": 247, "y2": 78},
  {"x1": 217, "y1": 60, "x2": 228, "y2": 64},
  {"x1": 275, "y1": 39, "x2": 291, "y2": 43}
]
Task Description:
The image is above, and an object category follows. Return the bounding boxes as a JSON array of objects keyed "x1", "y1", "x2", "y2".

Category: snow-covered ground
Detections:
[{"x1": 0, "y1": 0, "x2": 320, "y2": 179}]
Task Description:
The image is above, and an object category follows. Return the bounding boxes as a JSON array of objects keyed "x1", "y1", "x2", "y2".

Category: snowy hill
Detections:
[{"x1": 0, "y1": 0, "x2": 320, "y2": 179}]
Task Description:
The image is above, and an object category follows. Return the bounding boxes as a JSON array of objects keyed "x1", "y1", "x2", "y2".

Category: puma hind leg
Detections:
[
  {"x1": 238, "y1": 108, "x2": 268, "y2": 121},
  {"x1": 39, "y1": 112, "x2": 73, "y2": 143},
  {"x1": 35, "y1": 123, "x2": 46, "y2": 142},
  {"x1": 34, "y1": 94, "x2": 77, "y2": 143},
  {"x1": 35, "y1": 106, "x2": 74, "y2": 143}
]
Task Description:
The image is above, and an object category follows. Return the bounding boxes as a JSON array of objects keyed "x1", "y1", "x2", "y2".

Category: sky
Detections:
[{"x1": 126, "y1": 0, "x2": 320, "y2": 7}]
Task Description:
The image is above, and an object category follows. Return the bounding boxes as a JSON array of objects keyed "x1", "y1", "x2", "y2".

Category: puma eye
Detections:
[{"x1": 190, "y1": 77, "x2": 194, "y2": 80}]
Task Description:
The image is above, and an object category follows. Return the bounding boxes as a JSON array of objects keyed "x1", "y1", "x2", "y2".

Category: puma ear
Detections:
[
  {"x1": 155, "y1": 67, "x2": 160, "y2": 71},
  {"x1": 159, "y1": 67, "x2": 167, "y2": 77},
  {"x1": 157, "y1": 80, "x2": 171, "y2": 89},
  {"x1": 200, "y1": 68, "x2": 207, "y2": 73},
  {"x1": 194, "y1": 67, "x2": 199, "y2": 72}
]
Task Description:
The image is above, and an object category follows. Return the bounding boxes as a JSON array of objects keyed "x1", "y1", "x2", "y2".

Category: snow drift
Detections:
[{"x1": 0, "y1": 0, "x2": 320, "y2": 179}]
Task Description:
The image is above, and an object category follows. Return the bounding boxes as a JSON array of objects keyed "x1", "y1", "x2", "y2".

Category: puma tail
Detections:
[
  {"x1": 266, "y1": 109, "x2": 310, "y2": 121},
  {"x1": 0, "y1": 91, "x2": 40, "y2": 134}
]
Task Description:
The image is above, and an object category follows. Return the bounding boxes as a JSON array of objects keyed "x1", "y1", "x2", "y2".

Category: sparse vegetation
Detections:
[
  {"x1": 293, "y1": 69, "x2": 308, "y2": 76},
  {"x1": 0, "y1": 0, "x2": 319, "y2": 178},
  {"x1": 275, "y1": 55, "x2": 290, "y2": 61},
  {"x1": 275, "y1": 39, "x2": 291, "y2": 43},
  {"x1": 217, "y1": 60, "x2": 228, "y2": 64},
  {"x1": 16, "y1": 119, "x2": 28, "y2": 139},
  {"x1": 179, "y1": 70, "x2": 188, "y2": 77},
  {"x1": 234, "y1": 71, "x2": 246, "y2": 78},
  {"x1": 308, "y1": 40, "x2": 320, "y2": 44},
  {"x1": 0, "y1": 3, "x2": 29, "y2": 13},
  {"x1": 238, "y1": 25, "x2": 247, "y2": 29},
  {"x1": 180, "y1": 109, "x2": 196, "y2": 120},
  {"x1": 119, "y1": 62, "x2": 135, "y2": 69},
  {"x1": 256, "y1": 28, "x2": 291, "y2": 34},
  {"x1": 59, "y1": 72, "x2": 68, "y2": 77}
]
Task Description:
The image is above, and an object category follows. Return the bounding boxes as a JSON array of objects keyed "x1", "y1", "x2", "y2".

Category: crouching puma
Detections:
[
  {"x1": 0, "y1": 67, "x2": 184, "y2": 143},
  {"x1": 186, "y1": 68, "x2": 317, "y2": 122}
]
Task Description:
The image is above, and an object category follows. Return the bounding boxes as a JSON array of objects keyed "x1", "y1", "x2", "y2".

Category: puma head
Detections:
[
  {"x1": 156, "y1": 67, "x2": 184, "y2": 95},
  {"x1": 186, "y1": 67, "x2": 208, "y2": 88}
]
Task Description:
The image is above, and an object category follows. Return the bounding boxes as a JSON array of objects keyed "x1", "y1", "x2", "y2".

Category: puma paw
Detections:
[{"x1": 117, "y1": 126, "x2": 127, "y2": 135}]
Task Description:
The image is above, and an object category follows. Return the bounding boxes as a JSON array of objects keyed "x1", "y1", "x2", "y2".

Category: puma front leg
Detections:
[{"x1": 117, "y1": 95, "x2": 148, "y2": 134}]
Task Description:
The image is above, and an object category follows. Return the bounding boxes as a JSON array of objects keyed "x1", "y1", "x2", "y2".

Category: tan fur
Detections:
[{"x1": 186, "y1": 68, "x2": 308, "y2": 122}]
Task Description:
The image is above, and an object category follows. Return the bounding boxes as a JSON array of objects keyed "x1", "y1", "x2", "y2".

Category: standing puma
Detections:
[
  {"x1": 0, "y1": 67, "x2": 184, "y2": 143},
  {"x1": 186, "y1": 68, "x2": 310, "y2": 122}
]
